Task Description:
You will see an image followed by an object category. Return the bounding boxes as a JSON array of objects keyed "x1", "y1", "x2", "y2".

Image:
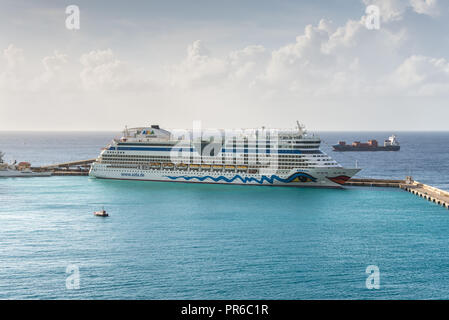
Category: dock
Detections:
[
  {"x1": 347, "y1": 176, "x2": 449, "y2": 210},
  {"x1": 345, "y1": 178, "x2": 404, "y2": 188},
  {"x1": 39, "y1": 159, "x2": 96, "y2": 170},
  {"x1": 400, "y1": 180, "x2": 449, "y2": 209},
  {"x1": 33, "y1": 158, "x2": 96, "y2": 176}
]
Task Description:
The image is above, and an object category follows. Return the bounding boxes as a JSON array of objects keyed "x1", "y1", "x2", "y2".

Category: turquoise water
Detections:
[{"x1": 1, "y1": 176, "x2": 449, "y2": 299}]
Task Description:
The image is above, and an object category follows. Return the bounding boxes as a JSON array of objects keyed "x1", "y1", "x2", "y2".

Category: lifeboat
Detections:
[
  {"x1": 212, "y1": 165, "x2": 223, "y2": 171},
  {"x1": 177, "y1": 163, "x2": 188, "y2": 170},
  {"x1": 190, "y1": 164, "x2": 200, "y2": 170},
  {"x1": 237, "y1": 165, "x2": 248, "y2": 171},
  {"x1": 201, "y1": 164, "x2": 211, "y2": 170},
  {"x1": 225, "y1": 165, "x2": 235, "y2": 171},
  {"x1": 150, "y1": 162, "x2": 161, "y2": 169},
  {"x1": 162, "y1": 162, "x2": 174, "y2": 169}
]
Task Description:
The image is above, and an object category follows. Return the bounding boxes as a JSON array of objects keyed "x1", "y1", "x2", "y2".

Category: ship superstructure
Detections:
[{"x1": 89, "y1": 123, "x2": 360, "y2": 187}]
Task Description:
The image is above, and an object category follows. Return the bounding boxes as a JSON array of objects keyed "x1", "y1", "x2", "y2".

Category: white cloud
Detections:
[
  {"x1": 80, "y1": 49, "x2": 134, "y2": 90},
  {"x1": 228, "y1": 45, "x2": 267, "y2": 82},
  {"x1": 3, "y1": 44, "x2": 24, "y2": 69},
  {"x1": 388, "y1": 55, "x2": 449, "y2": 95},
  {"x1": 256, "y1": 17, "x2": 407, "y2": 96},
  {"x1": 363, "y1": 0, "x2": 439, "y2": 21},
  {"x1": 166, "y1": 41, "x2": 269, "y2": 89},
  {"x1": 410, "y1": 0, "x2": 439, "y2": 16},
  {"x1": 31, "y1": 51, "x2": 69, "y2": 90},
  {"x1": 262, "y1": 21, "x2": 333, "y2": 86},
  {"x1": 1, "y1": 12, "x2": 446, "y2": 101},
  {"x1": 42, "y1": 51, "x2": 68, "y2": 74},
  {"x1": 166, "y1": 40, "x2": 228, "y2": 88},
  {"x1": 1, "y1": 46, "x2": 72, "y2": 92},
  {"x1": 363, "y1": 0, "x2": 409, "y2": 22},
  {"x1": 0, "y1": 44, "x2": 25, "y2": 91}
]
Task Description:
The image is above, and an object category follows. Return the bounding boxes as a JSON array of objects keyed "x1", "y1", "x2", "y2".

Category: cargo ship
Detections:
[{"x1": 333, "y1": 135, "x2": 400, "y2": 152}]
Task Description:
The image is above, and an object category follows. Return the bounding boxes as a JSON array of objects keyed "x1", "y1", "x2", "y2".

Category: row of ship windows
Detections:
[
  {"x1": 108, "y1": 146, "x2": 319, "y2": 152},
  {"x1": 123, "y1": 140, "x2": 320, "y2": 146},
  {"x1": 99, "y1": 166, "x2": 343, "y2": 172},
  {"x1": 101, "y1": 162, "x2": 313, "y2": 167},
  {"x1": 101, "y1": 158, "x2": 309, "y2": 163},
  {"x1": 100, "y1": 158, "x2": 332, "y2": 164},
  {"x1": 103, "y1": 151, "x2": 326, "y2": 158},
  {"x1": 101, "y1": 165, "x2": 311, "y2": 170},
  {"x1": 100, "y1": 163, "x2": 321, "y2": 170},
  {"x1": 99, "y1": 167, "x2": 329, "y2": 172},
  {"x1": 102, "y1": 156, "x2": 313, "y2": 160},
  {"x1": 101, "y1": 155, "x2": 330, "y2": 161},
  {"x1": 102, "y1": 154, "x2": 325, "y2": 159},
  {"x1": 94, "y1": 168, "x2": 272, "y2": 177},
  {"x1": 222, "y1": 145, "x2": 319, "y2": 149}
]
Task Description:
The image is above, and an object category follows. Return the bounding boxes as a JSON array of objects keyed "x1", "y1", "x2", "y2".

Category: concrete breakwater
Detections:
[
  {"x1": 347, "y1": 176, "x2": 449, "y2": 210},
  {"x1": 400, "y1": 180, "x2": 449, "y2": 209},
  {"x1": 345, "y1": 178, "x2": 404, "y2": 188}
]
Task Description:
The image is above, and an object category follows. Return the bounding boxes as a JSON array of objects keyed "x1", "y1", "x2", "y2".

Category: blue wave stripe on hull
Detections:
[{"x1": 165, "y1": 172, "x2": 317, "y2": 184}]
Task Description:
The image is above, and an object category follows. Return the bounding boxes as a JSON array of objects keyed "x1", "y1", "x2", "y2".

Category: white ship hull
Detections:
[{"x1": 89, "y1": 164, "x2": 360, "y2": 188}]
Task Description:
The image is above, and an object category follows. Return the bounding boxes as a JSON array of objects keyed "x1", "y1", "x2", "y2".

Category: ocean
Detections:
[{"x1": 0, "y1": 131, "x2": 448, "y2": 299}]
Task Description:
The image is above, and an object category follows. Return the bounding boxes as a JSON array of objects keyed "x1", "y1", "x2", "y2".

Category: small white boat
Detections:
[{"x1": 94, "y1": 208, "x2": 109, "y2": 217}]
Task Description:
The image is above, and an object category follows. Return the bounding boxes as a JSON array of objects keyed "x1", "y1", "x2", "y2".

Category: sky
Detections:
[{"x1": 0, "y1": 0, "x2": 448, "y2": 131}]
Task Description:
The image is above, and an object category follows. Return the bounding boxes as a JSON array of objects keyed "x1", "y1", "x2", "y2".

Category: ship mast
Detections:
[
  {"x1": 122, "y1": 125, "x2": 130, "y2": 138},
  {"x1": 296, "y1": 120, "x2": 306, "y2": 136}
]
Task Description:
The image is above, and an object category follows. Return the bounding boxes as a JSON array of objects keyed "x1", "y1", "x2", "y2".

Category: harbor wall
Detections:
[{"x1": 347, "y1": 176, "x2": 449, "y2": 210}]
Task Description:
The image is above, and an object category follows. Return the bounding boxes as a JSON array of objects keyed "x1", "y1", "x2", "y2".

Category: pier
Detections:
[
  {"x1": 347, "y1": 176, "x2": 449, "y2": 210},
  {"x1": 39, "y1": 158, "x2": 96, "y2": 170},
  {"x1": 400, "y1": 179, "x2": 449, "y2": 210},
  {"x1": 33, "y1": 158, "x2": 96, "y2": 176},
  {"x1": 345, "y1": 178, "x2": 404, "y2": 188}
]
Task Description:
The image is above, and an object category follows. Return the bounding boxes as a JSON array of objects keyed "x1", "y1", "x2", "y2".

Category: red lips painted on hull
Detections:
[{"x1": 327, "y1": 175, "x2": 351, "y2": 185}]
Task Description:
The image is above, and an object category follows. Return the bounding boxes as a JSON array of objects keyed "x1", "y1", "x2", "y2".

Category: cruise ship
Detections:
[{"x1": 89, "y1": 123, "x2": 360, "y2": 188}]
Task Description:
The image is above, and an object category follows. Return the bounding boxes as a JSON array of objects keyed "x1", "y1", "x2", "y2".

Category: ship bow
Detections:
[{"x1": 326, "y1": 168, "x2": 360, "y2": 186}]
